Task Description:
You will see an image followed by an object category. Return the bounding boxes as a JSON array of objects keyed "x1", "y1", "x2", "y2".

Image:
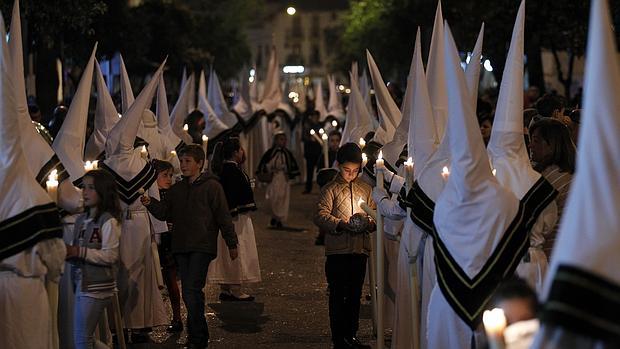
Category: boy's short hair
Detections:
[
  {"x1": 328, "y1": 130, "x2": 342, "y2": 139},
  {"x1": 535, "y1": 94, "x2": 565, "y2": 118},
  {"x1": 178, "y1": 144, "x2": 205, "y2": 164},
  {"x1": 337, "y1": 142, "x2": 363, "y2": 165},
  {"x1": 152, "y1": 159, "x2": 174, "y2": 174},
  {"x1": 491, "y1": 276, "x2": 539, "y2": 313}
]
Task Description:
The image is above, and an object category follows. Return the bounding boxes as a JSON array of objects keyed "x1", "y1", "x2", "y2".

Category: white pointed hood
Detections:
[
  {"x1": 9, "y1": 0, "x2": 63, "y2": 185},
  {"x1": 367, "y1": 50, "x2": 402, "y2": 146},
  {"x1": 198, "y1": 69, "x2": 207, "y2": 101},
  {"x1": 327, "y1": 75, "x2": 345, "y2": 121},
  {"x1": 0, "y1": 10, "x2": 61, "y2": 259},
  {"x1": 340, "y1": 70, "x2": 375, "y2": 145},
  {"x1": 358, "y1": 68, "x2": 375, "y2": 121},
  {"x1": 426, "y1": 1, "x2": 448, "y2": 143},
  {"x1": 260, "y1": 46, "x2": 282, "y2": 114},
  {"x1": 106, "y1": 60, "x2": 165, "y2": 156},
  {"x1": 119, "y1": 54, "x2": 134, "y2": 114},
  {"x1": 232, "y1": 69, "x2": 253, "y2": 121},
  {"x1": 433, "y1": 23, "x2": 518, "y2": 277},
  {"x1": 381, "y1": 33, "x2": 418, "y2": 167},
  {"x1": 170, "y1": 74, "x2": 195, "y2": 145},
  {"x1": 540, "y1": 0, "x2": 620, "y2": 335},
  {"x1": 208, "y1": 68, "x2": 238, "y2": 127},
  {"x1": 85, "y1": 60, "x2": 120, "y2": 160},
  {"x1": 199, "y1": 93, "x2": 228, "y2": 139},
  {"x1": 314, "y1": 79, "x2": 328, "y2": 121},
  {"x1": 487, "y1": 1, "x2": 538, "y2": 199},
  {"x1": 52, "y1": 43, "x2": 96, "y2": 183},
  {"x1": 187, "y1": 72, "x2": 196, "y2": 112},
  {"x1": 180, "y1": 67, "x2": 188, "y2": 92},
  {"x1": 465, "y1": 23, "x2": 484, "y2": 109}
]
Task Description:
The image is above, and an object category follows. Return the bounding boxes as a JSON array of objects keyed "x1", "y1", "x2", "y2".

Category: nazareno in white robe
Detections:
[{"x1": 101, "y1": 149, "x2": 167, "y2": 329}]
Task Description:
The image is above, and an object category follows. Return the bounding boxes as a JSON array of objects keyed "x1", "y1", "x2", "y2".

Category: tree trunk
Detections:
[
  {"x1": 35, "y1": 43, "x2": 60, "y2": 122},
  {"x1": 525, "y1": 34, "x2": 545, "y2": 94}
]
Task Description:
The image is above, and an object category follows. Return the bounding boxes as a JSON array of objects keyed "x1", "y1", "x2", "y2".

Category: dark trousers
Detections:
[
  {"x1": 175, "y1": 252, "x2": 215, "y2": 346},
  {"x1": 305, "y1": 155, "x2": 319, "y2": 192},
  {"x1": 325, "y1": 253, "x2": 368, "y2": 344}
]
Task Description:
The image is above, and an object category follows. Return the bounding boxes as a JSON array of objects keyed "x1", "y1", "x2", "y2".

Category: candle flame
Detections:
[
  {"x1": 319, "y1": 128, "x2": 325, "y2": 135},
  {"x1": 358, "y1": 198, "x2": 365, "y2": 206},
  {"x1": 310, "y1": 129, "x2": 316, "y2": 135},
  {"x1": 141, "y1": 145, "x2": 147, "y2": 152},
  {"x1": 405, "y1": 157, "x2": 413, "y2": 166},
  {"x1": 170, "y1": 150, "x2": 177, "y2": 156},
  {"x1": 332, "y1": 120, "x2": 338, "y2": 127},
  {"x1": 378, "y1": 150, "x2": 383, "y2": 160},
  {"x1": 183, "y1": 124, "x2": 189, "y2": 131},
  {"x1": 492, "y1": 168, "x2": 497, "y2": 176},
  {"x1": 85, "y1": 160, "x2": 91, "y2": 167},
  {"x1": 48, "y1": 169, "x2": 58, "y2": 182},
  {"x1": 322, "y1": 133, "x2": 328, "y2": 140},
  {"x1": 362, "y1": 153, "x2": 368, "y2": 161},
  {"x1": 442, "y1": 166, "x2": 449, "y2": 175},
  {"x1": 359, "y1": 138, "x2": 366, "y2": 148},
  {"x1": 482, "y1": 308, "x2": 507, "y2": 334},
  {"x1": 202, "y1": 134, "x2": 208, "y2": 142}
]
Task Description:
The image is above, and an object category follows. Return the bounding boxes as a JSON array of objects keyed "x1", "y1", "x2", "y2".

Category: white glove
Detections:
[{"x1": 373, "y1": 163, "x2": 395, "y2": 182}]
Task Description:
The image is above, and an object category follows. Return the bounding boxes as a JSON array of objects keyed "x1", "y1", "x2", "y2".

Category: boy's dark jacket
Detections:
[
  {"x1": 256, "y1": 146, "x2": 301, "y2": 179},
  {"x1": 146, "y1": 172, "x2": 238, "y2": 255}
]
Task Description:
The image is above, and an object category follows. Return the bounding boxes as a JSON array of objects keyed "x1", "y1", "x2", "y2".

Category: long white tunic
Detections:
[
  {"x1": 208, "y1": 214, "x2": 261, "y2": 284},
  {"x1": 266, "y1": 152, "x2": 290, "y2": 222}
]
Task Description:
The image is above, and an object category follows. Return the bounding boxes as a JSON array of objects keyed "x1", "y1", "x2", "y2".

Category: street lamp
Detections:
[{"x1": 287, "y1": 6, "x2": 296, "y2": 15}]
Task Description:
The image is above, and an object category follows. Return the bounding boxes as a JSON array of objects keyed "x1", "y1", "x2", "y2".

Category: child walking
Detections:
[
  {"x1": 209, "y1": 137, "x2": 261, "y2": 301},
  {"x1": 142, "y1": 145, "x2": 238, "y2": 349},
  {"x1": 65, "y1": 170, "x2": 122, "y2": 349},
  {"x1": 152, "y1": 160, "x2": 183, "y2": 332},
  {"x1": 256, "y1": 132, "x2": 300, "y2": 228},
  {"x1": 314, "y1": 143, "x2": 374, "y2": 349}
]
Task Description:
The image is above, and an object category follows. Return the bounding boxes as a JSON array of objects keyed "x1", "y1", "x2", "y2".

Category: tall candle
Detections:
[
  {"x1": 404, "y1": 157, "x2": 414, "y2": 191},
  {"x1": 202, "y1": 135, "x2": 209, "y2": 163},
  {"x1": 374, "y1": 150, "x2": 385, "y2": 349},
  {"x1": 310, "y1": 129, "x2": 323, "y2": 143},
  {"x1": 46, "y1": 169, "x2": 59, "y2": 203},
  {"x1": 322, "y1": 133, "x2": 329, "y2": 168},
  {"x1": 359, "y1": 137, "x2": 366, "y2": 149},
  {"x1": 362, "y1": 153, "x2": 368, "y2": 169},
  {"x1": 483, "y1": 308, "x2": 507, "y2": 349}
]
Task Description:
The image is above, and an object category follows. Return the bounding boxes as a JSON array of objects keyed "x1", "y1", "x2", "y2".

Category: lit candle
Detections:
[
  {"x1": 92, "y1": 160, "x2": 98, "y2": 170},
  {"x1": 46, "y1": 169, "x2": 59, "y2": 203},
  {"x1": 374, "y1": 149, "x2": 385, "y2": 349},
  {"x1": 169, "y1": 150, "x2": 177, "y2": 161},
  {"x1": 310, "y1": 129, "x2": 323, "y2": 143},
  {"x1": 404, "y1": 157, "x2": 414, "y2": 192},
  {"x1": 183, "y1": 124, "x2": 189, "y2": 132},
  {"x1": 322, "y1": 133, "x2": 329, "y2": 168},
  {"x1": 441, "y1": 166, "x2": 450, "y2": 181},
  {"x1": 140, "y1": 145, "x2": 148, "y2": 160},
  {"x1": 331, "y1": 120, "x2": 338, "y2": 127},
  {"x1": 359, "y1": 137, "x2": 366, "y2": 149},
  {"x1": 84, "y1": 160, "x2": 93, "y2": 172},
  {"x1": 319, "y1": 128, "x2": 325, "y2": 135},
  {"x1": 358, "y1": 198, "x2": 377, "y2": 220},
  {"x1": 202, "y1": 135, "x2": 209, "y2": 162},
  {"x1": 492, "y1": 168, "x2": 497, "y2": 177},
  {"x1": 362, "y1": 153, "x2": 368, "y2": 169},
  {"x1": 483, "y1": 308, "x2": 507, "y2": 349}
]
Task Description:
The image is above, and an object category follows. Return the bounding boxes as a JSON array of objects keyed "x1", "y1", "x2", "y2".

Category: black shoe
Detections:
[
  {"x1": 275, "y1": 221, "x2": 283, "y2": 228},
  {"x1": 344, "y1": 337, "x2": 371, "y2": 349},
  {"x1": 166, "y1": 319, "x2": 183, "y2": 333},
  {"x1": 219, "y1": 292, "x2": 255, "y2": 302}
]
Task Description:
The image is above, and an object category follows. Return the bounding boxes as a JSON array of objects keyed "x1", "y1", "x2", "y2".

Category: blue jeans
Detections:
[
  {"x1": 73, "y1": 291, "x2": 111, "y2": 349},
  {"x1": 175, "y1": 252, "x2": 215, "y2": 346}
]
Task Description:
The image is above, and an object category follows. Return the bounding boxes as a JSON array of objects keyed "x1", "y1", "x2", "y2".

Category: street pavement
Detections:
[{"x1": 133, "y1": 183, "x2": 376, "y2": 349}]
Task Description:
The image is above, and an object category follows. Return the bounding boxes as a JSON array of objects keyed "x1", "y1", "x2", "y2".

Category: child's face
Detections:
[
  {"x1": 179, "y1": 155, "x2": 203, "y2": 177},
  {"x1": 82, "y1": 176, "x2": 99, "y2": 208},
  {"x1": 328, "y1": 135, "x2": 341, "y2": 152},
  {"x1": 339, "y1": 161, "x2": 360, "y2": 183},
  {"x1": 157, "y1": 169, "x2": 174, "y2": 189},
  {"x1": 274, "y1": 135, "x2": 287, "y2": 148}
]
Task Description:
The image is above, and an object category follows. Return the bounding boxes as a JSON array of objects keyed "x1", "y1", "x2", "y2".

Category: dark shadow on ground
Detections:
[{"x1": 208, "y1": 302, "x2": 270, "y2": 333}]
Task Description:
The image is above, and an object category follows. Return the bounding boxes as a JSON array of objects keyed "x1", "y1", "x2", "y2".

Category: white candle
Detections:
[
  {"x1": 483, "y1": 308, "x2": 507, "y2": 349},
  {"x1": 202, "y1": 135, "x2": 209, "y2": 163},
  {"x1": 405, "y1": 157, "x2": 414, "y2": 191},
  {"x1": 92, "y1": 160, "x2": 98, "y2": 170},
  {"x1": 84, "y1": 161, "x2": 93, "y2": 172},
  {"x1": 310, "y1": 129, "x2": 323, "y2": 143},
  {"x1": 441, "y1": 166, "x2": 450, "y2": 181},
  {"x1": 322, "y1": 133, "x2": 329, "y2": 168},
  {"x1": 46, "y1": 169, "x2": 59, "y2": 204},
  {"x1": 359, "y1": 137, "x2": 366, "y2": 149},
  {"x1": 358, "y1": 198, "x2": 377, "y2": 220},
  {"x1": 140, "y1": 145, "x2": 148, "y2": 160},
  {"x1": 374, "y1": 150, "x2": 385, "y2": 349}
]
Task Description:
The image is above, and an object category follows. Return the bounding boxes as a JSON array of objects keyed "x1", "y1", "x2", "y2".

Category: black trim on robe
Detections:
[
  {"x1": 220, "y1": 162, "x2": 257, "y2": 217},
  {"x1": 431, "y1": 177, "x2": 558, "y2": 330},
  {"x1": 398, "y1": 180, "x2": 435, "y2": 234},
  {"x1": 0, "y1": 203, "x2": 63, "y2": 260},
  {"x1": 360, "y1": 141, "x2": 391, "y2": 192},
  {"x1": 99, "y1": 161, "x2": 157, "y2": 205},
  {"x1": 36, "y1": 155, "x2": 70, "y2": 189},
  {"x1": 256, "y1": 146, "x2": 301, "y2": 180},
  {"x1": 541, "y1": 265, "x2": 620, "y2": 343}
]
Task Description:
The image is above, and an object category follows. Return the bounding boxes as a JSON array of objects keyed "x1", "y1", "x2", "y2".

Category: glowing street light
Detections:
[{"x1": 287, "y1": 6, "x2": 296, "y2": 15}]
